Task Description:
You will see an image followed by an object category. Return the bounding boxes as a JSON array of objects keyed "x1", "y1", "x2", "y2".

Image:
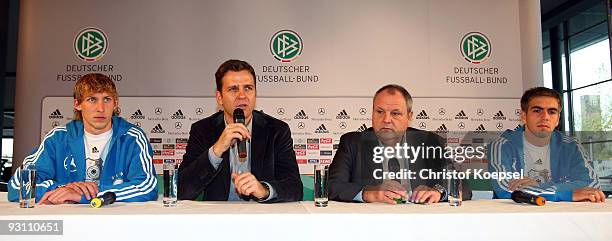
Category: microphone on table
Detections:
[
  {"x1": 511, "y1": 190, "x2": 546, "y2": 206},
  {"x1": 233, "y1": 108, "x2": 248, "y2": 162},
  {"x1": 91, "y1": 192, "x2": 117, "y2": 208}
]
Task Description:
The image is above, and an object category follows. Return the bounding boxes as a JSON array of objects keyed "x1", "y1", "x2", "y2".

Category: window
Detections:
[
  {"x1": 571, "y1": 80, "x2": 612, "y2": 132},
  {"x1": 542, "y1": 0, "x2": 612, "y2": 189},
  {"x1": 542, "y1": 0, "x2": 610, "y2": 134},
  {"x1": 568, "y1": 27, "x2": 611, "y2": 89},
  {"x1": 1, "y1": 138, "x2": 12, "y2": 164}
]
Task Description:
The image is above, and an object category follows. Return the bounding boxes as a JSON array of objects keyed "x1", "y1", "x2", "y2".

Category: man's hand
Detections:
[
  {"x1": 65, "y1": 182, "x2": 99, "y2": 200},
  {"x1": 37, "y1": 186, "x2": 82, "y2": 205},
  {"x1": 410, "y1": 185, "x2": 442, "y2": 204},
  {"x1": 231, "y1": 172, "x2": 269, "y2": 200},
  {"x1": 362, "y1": 180, "x2": 408, "y2": 204},
  {"x1": 212, "y1": 123, "x2": 251, "y2": 157},
  {"x1": 508, "y1": 178, "x2": 539, "y2": 191},
  {"x1": 573, "y1": 187, "x2": 606, "y2": 203}
]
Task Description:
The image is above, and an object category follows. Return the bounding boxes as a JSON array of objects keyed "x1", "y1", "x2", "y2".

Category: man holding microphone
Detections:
[{"x1": 178, "y1": 59, "x2": 302, "y2": 202}]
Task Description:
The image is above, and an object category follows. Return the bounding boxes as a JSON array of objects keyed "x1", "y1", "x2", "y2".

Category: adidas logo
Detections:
[
  {"x1": 436, "y1": 124, "x2": 448, "y2": 133},
  {"x1": 315, "y1": 124, "x2": 329, "y2": 134},
  {"x1": 151, "y1": 124, "x2": 165, "y2": 133},
  {"x1": 514, "y1": 124, "x2": 522, "y2": 130},
  {"x1": 336, "y1": 109, "x2": 350, "y2": 119},
  {"x1": 294, "y1": 110, "x2": 309, "y2": 119},
  {"x1": 49, "y1": 109, "x2": 63, "y2": 119},
  {"x1": 534, "y1": 159, "x2": 543, "y2": 165},
  {"x1": 130, "y1": 109, "x2": 145, "y2": 119},
  {"x1": 357, "y1": 124, "x2": 368, "y2": 132},
  {"x1": 92, "y1": 147, "x2": 99, "y2": 153},
  {"x1": 492, "y1": 110, "x2": 506, "y2": 120},
  {"x1": 415, "y1": 110, "x2": 429, "y2": 120},
  {"x1": 171, "y1": 109, "x2": 186, "y2": 119},
  {"x1": 475, "y1": 124, "x2": 486, "y2": 132},
  {"x1": 454, "y1": 110, "x2": 468, "y2": 120}
]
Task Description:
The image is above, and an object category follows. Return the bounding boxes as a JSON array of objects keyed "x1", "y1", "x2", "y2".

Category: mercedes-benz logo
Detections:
[
  {"x1": 277, "y1": 108, "x2": 285, "y2": 115},
  {"x1": 359, "y1": 108, "x2": 367, "y2": 115},
  {"x1": 515, "y1": 109, "x2": 521, "y2": 116},
  {"x1": 477, "y1": 108, "x2": 484, "y2": 116},
  {"x1": 339, "y1": 122, "x2": 347, "y2": 129},
  {"x1": 458, "y1": 122, "x2": 466, "y2": 129},
  {"x1": 496, "y1": 122, "x2": 503, "y2": 130},
  {"x1": 135, "y1": 122, "x2": 141, "y2": 127},
  {"x1": 438, "y1": 108, "x2": 446, "y2": 115},
  {"x1": 155, "y1": 107, "x2": 162, "y2": 115},
  {"x1": 419, "y1": 122, "x2": 426, "y2": 129},
  {"x1": 297, "y1": 122, "x2": 305, "y2": 129},
  {"x1": 318, "y1": 108, "x2": 326, "y2": 115},
  {"x1": 195, "y1": 107, "x2": 203, "y2": 115},
  {"x1": 175, "y1": 122, "x2": 182, "y2": 129}
]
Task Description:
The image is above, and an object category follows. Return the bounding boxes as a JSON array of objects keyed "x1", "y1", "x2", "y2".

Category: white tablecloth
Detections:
[{"x1": 1, "y1": 193, "x2": 611, "y2": 241}]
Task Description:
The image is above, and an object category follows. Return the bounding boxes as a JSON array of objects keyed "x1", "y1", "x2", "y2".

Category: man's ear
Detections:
[
  {"x1": 215, "y1": 91, "x2": 223, "y2": 106},
  {"x1": 73, "y1": 99, "x2": 81, "y2": 111},
  {"x1": 553, "y1": 112, "x2": 561, "y2": 128},
  {"x1": 114, "y1": 97, "x2": 120, "y2": 115},
  {"x1": 520, "y1": 109, "x2": 527, "y2": 124}
]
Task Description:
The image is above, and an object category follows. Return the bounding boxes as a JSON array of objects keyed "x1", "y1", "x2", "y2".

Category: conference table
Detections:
[{"x1": 0, "y1": 193, "x2": 610, "y2": 241}]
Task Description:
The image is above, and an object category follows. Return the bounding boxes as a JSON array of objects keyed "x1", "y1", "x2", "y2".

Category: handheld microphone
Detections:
[
  {"x1": 511, "y1": 190, "x2": 546, "y2": 206},
  {"x1": 233, "y1": 108, "x2": 248, "y2": 162},
  {"x1": 233, "y1": 108, "x2": 250, "y2": 200},
  {"x1": 90, "y1": 192, "x2": 117, "y2": 208}
]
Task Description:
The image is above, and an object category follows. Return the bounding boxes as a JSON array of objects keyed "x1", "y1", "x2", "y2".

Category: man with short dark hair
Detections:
[
  {"x1": 329, "y1": 84, "x2": 471, "y2": 204},
  {"x1": 7, "y1": 73, "x2": 158, "y2": 204},
  {"x1": 488, "y1": 87, "x2": 604, "y2": 202},
  {"x1": 178, "y1": 59, "x2": 302, "y2": 202}
]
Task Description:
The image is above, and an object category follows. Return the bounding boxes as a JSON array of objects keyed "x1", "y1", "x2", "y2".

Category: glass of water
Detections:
[
  {"x1": 314, "y1": 165, "x2": 329, "y2": 207},
  {"x1": 19, "y1": 167, "x2": 37, "y2": 208},
  {"x1": 163, "y1": 159, "x2": 178, "y2": 207},
  {"x1": 447, "y1": 162, "x2": 462, "y2": 206}
]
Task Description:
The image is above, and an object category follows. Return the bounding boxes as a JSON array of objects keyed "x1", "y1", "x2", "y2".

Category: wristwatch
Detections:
[
  {"x1": 433, "y1": 184, "x2": 448, "y2": 201},
  {"x1": 253, "y1": 182, "x2": 271, "y2": 202}
]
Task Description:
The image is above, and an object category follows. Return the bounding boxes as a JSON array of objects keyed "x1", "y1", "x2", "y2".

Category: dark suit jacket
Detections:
[
  {"x1": 328, "y1": 127, "x2": 472, "y2": 202},
  {"x1": 178, "y1": 110, "x2": 303, "y2": 202}
]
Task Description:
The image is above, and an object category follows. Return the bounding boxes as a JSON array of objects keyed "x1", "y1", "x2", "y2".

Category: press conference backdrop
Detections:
[
  {"x1": 41, "y1": 97, "x2": 522, "y2": 174},
  {"x1": 15, "y1": 0, "x2": 543, "y2": 171}
]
